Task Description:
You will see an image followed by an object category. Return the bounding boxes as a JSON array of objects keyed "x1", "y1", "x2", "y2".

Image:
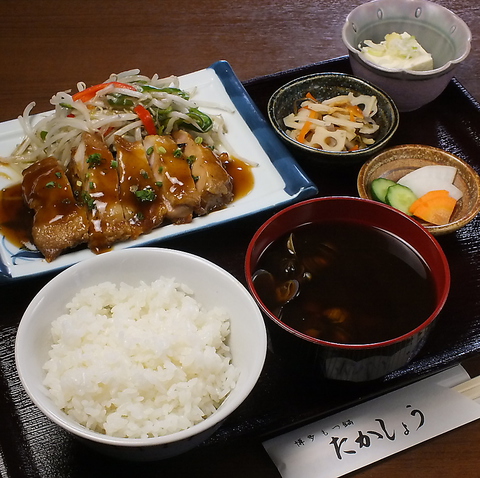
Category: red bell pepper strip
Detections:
[
  {"x1": 134, "y1": 104, "x2": 157, "y2": 135},
  {"x1": 72, "y1": 82, "x2": 137, "y2": 102}
]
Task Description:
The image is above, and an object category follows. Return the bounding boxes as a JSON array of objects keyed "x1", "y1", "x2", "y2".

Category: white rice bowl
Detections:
[
  {"x1": 43, "y1": 278, "x2": 238, "y2": 439},
  {"x1": 15, "y1": 248, "x2": 267, "y2": 461}
]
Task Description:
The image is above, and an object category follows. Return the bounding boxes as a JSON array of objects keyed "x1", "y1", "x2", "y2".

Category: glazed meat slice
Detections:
[
  {"x1": 22, "y1": 156, "x2": 88, "y2": 262},
  {"x1": 172, "y1": 130, "x2": 233, "y2": 215},
  {"x1": 114, "y1": 136, "x2": 166, "y2": 239},
  {"x1": 143, "y1": 135, "x2": 201, "y2": 224},
  {"x1": 68, "y1": 132, "x2": 131, "y2": 254}
]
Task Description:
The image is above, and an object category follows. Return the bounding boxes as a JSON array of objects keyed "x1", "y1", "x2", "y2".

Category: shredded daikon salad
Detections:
[
  {"x1": 283, "y1": 92, "x2": 379, "y2": 152},
  {"x1": 5, "y1": 69, "x2": 236, "y2": 173}
]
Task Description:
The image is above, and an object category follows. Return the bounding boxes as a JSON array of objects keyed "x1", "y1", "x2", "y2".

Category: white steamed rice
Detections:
[{"x1": 42, "y1": 277, "x2": 238, "y2": 439}]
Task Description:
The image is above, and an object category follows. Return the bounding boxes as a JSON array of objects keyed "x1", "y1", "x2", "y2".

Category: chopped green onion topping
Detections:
[
  {"x1": 82, "y1": 191, "x2": 95, "y2": 210},
  {"x1": 87, "y1": 153, "x2": 103, "y2": 168},
  {"x1": 135, "y1": 187, "x2": 157, "y2": 202}
]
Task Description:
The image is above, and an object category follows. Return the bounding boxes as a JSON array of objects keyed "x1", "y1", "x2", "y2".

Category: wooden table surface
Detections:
[{"x1": 1, "y1": 1, "x2": 480, "y2": 477}]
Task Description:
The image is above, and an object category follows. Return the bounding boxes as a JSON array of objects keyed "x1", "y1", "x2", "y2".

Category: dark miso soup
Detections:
[{"x1": 253, "y1": 221, "x2": 436, "y2": 344}]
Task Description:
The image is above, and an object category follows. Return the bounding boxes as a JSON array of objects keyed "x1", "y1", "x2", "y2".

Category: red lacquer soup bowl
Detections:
[{"x1": 245, "y1": 196, "x2": 450, "y2": 382}]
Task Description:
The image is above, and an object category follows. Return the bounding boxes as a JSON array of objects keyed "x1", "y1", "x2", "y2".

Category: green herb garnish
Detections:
[
  {"x1": 87, "y1": 153, "x2": 103, "y2": 168},
  {"x1": 81, "y1": 191, "x2": 96, "y2": 210},
  {"x1": 135, "y1": 187, "x2": 157, "y2": 202}
]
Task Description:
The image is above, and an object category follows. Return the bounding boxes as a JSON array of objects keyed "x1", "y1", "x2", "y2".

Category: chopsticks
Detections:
[{"x1": 453, "y1": 375, "x2": 480, "y2": 401}]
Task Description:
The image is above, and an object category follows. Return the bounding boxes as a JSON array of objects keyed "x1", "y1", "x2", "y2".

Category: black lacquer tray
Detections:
[{"x1": 1, "y1": 56, "x2": 480, "y2": 478}]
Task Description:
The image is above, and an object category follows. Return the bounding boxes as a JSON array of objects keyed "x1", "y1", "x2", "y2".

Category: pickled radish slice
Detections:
[{"x1": 397, "y1": 165, "x2": 463, "y2": 200}]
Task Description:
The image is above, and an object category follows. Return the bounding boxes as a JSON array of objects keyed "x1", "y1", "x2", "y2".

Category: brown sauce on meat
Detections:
[
  {"x1": 115, "y1": 137, "x2": 166, "y2": 237},
  {"x1": 0, "y1": 183, "x2": 34, "y2": 248},
  {"x1": 0, "y1": 150, "x2": 256, "y2": 254},
  {"x1": 22, "y1": 156, "x2": 83, "y2": 226},
  {"x1": 223, "y1": 155, "x2": 254, "y2": 200},
  {"x1": 79, "y1": 133, "x2": 132, "y2": 254}
]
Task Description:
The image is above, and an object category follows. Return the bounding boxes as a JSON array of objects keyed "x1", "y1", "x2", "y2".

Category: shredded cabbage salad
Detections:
[
  {"x1": 5, "y1": 69, "x2": 236, "y2": 173},
  {"x1": 283, "y1": 92, "x2": 379, "y2": 152}
]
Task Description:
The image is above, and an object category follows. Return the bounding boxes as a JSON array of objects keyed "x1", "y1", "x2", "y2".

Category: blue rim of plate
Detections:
[
  {"x1": 210, "y1": 61, "x2": 316, "y2": 196},
  {"x1": 0, "y1": 60, "x2": 317, "y2": 282}
]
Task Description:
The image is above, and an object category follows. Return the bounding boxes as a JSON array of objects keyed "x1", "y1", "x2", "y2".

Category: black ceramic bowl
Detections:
[
  {"x1": 267, "y1": 72, "x2": 399, "y2": 166},
  {"x1": 245, "y1": 197, "x2": 450, "y2": 382}
]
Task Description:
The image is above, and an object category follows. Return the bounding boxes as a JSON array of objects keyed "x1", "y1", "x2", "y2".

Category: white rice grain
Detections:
[{"x1": 42, "y1": 277, "x2": 238, "y2": 439}]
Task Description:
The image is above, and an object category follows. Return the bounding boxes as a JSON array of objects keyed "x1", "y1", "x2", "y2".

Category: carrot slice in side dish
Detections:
[
  {"x1": 297, "y1": 109, "x2": 318, "y2": 143},
  {"x1": 409, "y1": 189, "x2": 457, "y2": 225},
  {"x1": 347, "y1": 104, "x2": 364, "y2": 122}
]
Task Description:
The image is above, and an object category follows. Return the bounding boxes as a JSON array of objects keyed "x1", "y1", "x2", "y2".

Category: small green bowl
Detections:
[{"x1": 267, "y1": 72, "x2": 399, "y2": 166}]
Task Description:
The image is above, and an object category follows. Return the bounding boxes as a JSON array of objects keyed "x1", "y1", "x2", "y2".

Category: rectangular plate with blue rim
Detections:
[{"x1": 0, "y1": 60, "x2": 317, "y2": 282}]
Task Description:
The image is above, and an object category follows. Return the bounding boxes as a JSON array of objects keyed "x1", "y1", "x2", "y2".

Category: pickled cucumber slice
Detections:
[
  {"x1": 385, "y1": 184, "x2": 418, "y2": 216},
  {"x1": 370, "y1": 178, "x2": 397, "y2": 203}
]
